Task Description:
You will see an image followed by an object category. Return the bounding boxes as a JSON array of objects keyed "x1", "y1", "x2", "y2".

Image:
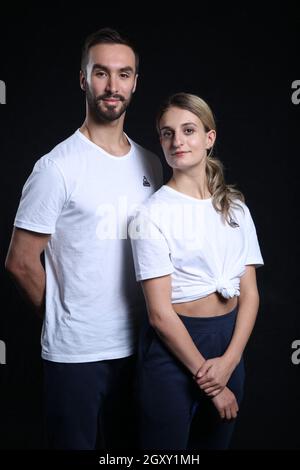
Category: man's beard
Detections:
[{"x1": 86, "y1": 87, "x2": 133, "y2": 123}]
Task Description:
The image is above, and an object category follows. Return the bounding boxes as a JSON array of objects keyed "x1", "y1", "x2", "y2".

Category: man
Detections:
[{"x1": 5, "y1": 28, "x2": 162, "y2": 449}]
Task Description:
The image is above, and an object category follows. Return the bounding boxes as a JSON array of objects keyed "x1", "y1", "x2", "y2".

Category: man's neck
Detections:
[{"x1": 80, "y1": 117, "x2": 130, "y2": 156}]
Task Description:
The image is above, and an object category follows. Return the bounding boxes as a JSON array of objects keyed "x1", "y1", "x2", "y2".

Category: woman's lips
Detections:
[{"x1": 172, "y1": 151, "x2": 189, "y2": 157}]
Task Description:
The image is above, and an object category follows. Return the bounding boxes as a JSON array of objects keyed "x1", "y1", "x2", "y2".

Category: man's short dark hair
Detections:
[{"x1": 81, "y1": 27, "x2": 139, "y2": 75}]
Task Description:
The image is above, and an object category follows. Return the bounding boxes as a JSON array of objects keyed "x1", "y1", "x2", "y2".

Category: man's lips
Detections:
[{"x1": 103, "y1": 98, "x2": 120, "y2": 103}]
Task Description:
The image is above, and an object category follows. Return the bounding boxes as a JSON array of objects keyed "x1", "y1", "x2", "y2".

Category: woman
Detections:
[{"x1": 129, "y1": 93, "x2": 264, "y2": 450}]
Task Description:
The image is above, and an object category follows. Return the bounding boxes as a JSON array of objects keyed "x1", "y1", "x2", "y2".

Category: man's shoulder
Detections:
[
  {"x1": 47, "y1": 130, "x2": 80, "y2": 160},
  {"x1": 34, "y1": 131, "x2": 81, "y2": 170}
]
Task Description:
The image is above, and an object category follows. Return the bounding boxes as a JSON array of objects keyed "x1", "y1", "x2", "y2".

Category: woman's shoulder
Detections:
[
  {"x1": 231, "y1": 198, "x2": 257, "y2": 229},
  {"x1": 231, "y1": 198, "x2": 248, "y2": 213},
  {"x1": 131, "y1": 186, "x2": 175, "y2": 228},
  {"x1": 141, "y1": 186, "x2": 174, "y2": 211}
]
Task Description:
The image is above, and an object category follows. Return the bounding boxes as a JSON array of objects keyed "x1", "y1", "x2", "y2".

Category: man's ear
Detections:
[
  {"x1": 80, "y1": 70, "x2": 86, "y2": 91},
  {"x1": 132, "y1": 74, "x2": 138, "y2": 94}
]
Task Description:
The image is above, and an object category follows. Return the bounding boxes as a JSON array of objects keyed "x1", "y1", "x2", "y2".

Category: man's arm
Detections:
[{"x1": 5, "y1": 228, "x2": 51, "y2": 317}]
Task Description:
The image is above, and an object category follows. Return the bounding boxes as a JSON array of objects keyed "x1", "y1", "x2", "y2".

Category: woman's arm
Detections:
[
  {"x1": 223, "y1": 265, "x2": 260, "y2": 365},
  {"x1": 196, "y1": 265, "x2": 259, "y2": 395},
  {"x1": 142, "y1": 274, "x2": 206, "y2": 376},
  {"x1": 142, "y1": 273, "x2": 240, "y2": 418}
]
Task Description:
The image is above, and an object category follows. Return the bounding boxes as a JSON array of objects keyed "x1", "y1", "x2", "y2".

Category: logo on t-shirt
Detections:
[
  {"x1": 143, "y1": 176, "x2": 151, "y2": 187},
  {"x1": 229, "y1": 217, "x2": 239, "y2": 228}
]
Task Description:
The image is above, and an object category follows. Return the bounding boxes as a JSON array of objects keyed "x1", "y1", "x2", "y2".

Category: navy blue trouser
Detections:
[
  {"x1": 43, "y1": 356, "x2": 136, "y2": 450},
  {"x1": 137, "y1": 308, "x2": 245, "y2": 450}
]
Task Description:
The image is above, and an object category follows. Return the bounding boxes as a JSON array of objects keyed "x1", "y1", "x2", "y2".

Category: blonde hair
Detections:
[{"x1": 156, "y1": 92, "x2": 244, "y2": 223}]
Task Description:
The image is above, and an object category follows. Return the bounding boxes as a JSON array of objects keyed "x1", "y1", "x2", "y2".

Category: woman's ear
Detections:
[{"x1": 206, "y1": 129, "x2": 216, "y2": 150}]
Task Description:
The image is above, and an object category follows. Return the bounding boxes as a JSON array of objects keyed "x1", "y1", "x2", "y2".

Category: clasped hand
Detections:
[{"x1": 194, "y1": 356, "x2": 235, "y2": 397}]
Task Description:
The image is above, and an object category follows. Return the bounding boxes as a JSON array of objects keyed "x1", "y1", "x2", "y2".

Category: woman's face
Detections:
[{"x1": 158, "y1": 106, "x2": 216, "y2": 171}]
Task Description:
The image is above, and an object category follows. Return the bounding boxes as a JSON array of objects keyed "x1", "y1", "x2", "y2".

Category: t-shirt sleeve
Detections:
[
  {"x1": 244, "y1": 206, "x2": 264, "y2": 268},
  {"x1": 129, "y1": 210, "x2": 174, "y2": 281},
  {"x1": 14, "y1": 157, "x2": 67, "y2": 234}
]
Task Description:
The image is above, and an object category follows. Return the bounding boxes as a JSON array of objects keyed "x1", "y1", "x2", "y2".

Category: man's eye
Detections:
[{"x1": 120, "y1": 73, "x2": 130, "y2": 78}]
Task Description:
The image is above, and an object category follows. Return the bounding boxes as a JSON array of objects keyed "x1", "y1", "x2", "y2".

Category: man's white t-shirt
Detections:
[
  {"x1": 129, "y1": 185, "x2": 263, "y2": 302},
  {"x1": 14, "y1": 130, "x2": 162, "y2": 362}
]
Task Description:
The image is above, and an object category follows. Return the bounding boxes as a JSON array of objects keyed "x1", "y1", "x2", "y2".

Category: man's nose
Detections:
[{"x1": 105, "y1": 76, "x2": 118, "y2": 94}]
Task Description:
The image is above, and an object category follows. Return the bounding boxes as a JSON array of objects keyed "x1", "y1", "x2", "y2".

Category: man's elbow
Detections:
[
  {"x1": 5, "y1": 253, "x2": 15, "y2": 274},
  {"x1": 5, "y1": 253, "x2": 28, "y2": 279}
]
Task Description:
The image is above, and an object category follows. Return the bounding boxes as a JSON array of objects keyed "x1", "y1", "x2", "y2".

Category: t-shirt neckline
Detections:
[
  {"x1": 162, "y1": 185, "x2": 212, "y2": 203},
  {"x1": 75, "y1": 129, "x2": 133, "y2": 160}
]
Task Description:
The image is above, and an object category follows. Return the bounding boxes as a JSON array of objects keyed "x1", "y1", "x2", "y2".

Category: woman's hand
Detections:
[
  {"x1": 211, "y1": 386, "x2": 239, "y2": 419},
  {"x1": 194, "y1": 356, "x2": 237, "y2": 397}
]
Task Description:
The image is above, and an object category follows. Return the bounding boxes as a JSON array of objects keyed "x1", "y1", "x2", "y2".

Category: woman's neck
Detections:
[{"x1": 167, "y1": 173, "x2": 211, "y2": 200}]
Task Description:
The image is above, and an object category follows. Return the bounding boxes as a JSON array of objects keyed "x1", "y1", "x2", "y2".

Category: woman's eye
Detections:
[
  {"x1": 162, "y1": 131, "x2": 172, "y2": 138},
  {"x1": 184, "y1": 128, "x2": 194, "y2": 134}
]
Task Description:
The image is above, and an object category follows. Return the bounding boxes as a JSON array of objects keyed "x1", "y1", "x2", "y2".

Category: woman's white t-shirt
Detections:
[{"x1": 129, "y1": 185, "x2": 264, "y2": 302}]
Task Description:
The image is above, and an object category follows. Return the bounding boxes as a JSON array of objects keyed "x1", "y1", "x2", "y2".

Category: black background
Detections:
[{"x1": 0, "y1": 2, "x2": 299, "y2": 450}]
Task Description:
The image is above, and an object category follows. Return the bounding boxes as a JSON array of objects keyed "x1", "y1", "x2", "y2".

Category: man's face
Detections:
[{"x1": 81, "y1": 43, "x2": 137, "y2": 122}]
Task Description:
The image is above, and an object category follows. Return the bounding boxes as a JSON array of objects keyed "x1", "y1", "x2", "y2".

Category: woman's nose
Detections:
[{"x1": 172, "y1": 134, "x2": 184, "y2": 148}]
